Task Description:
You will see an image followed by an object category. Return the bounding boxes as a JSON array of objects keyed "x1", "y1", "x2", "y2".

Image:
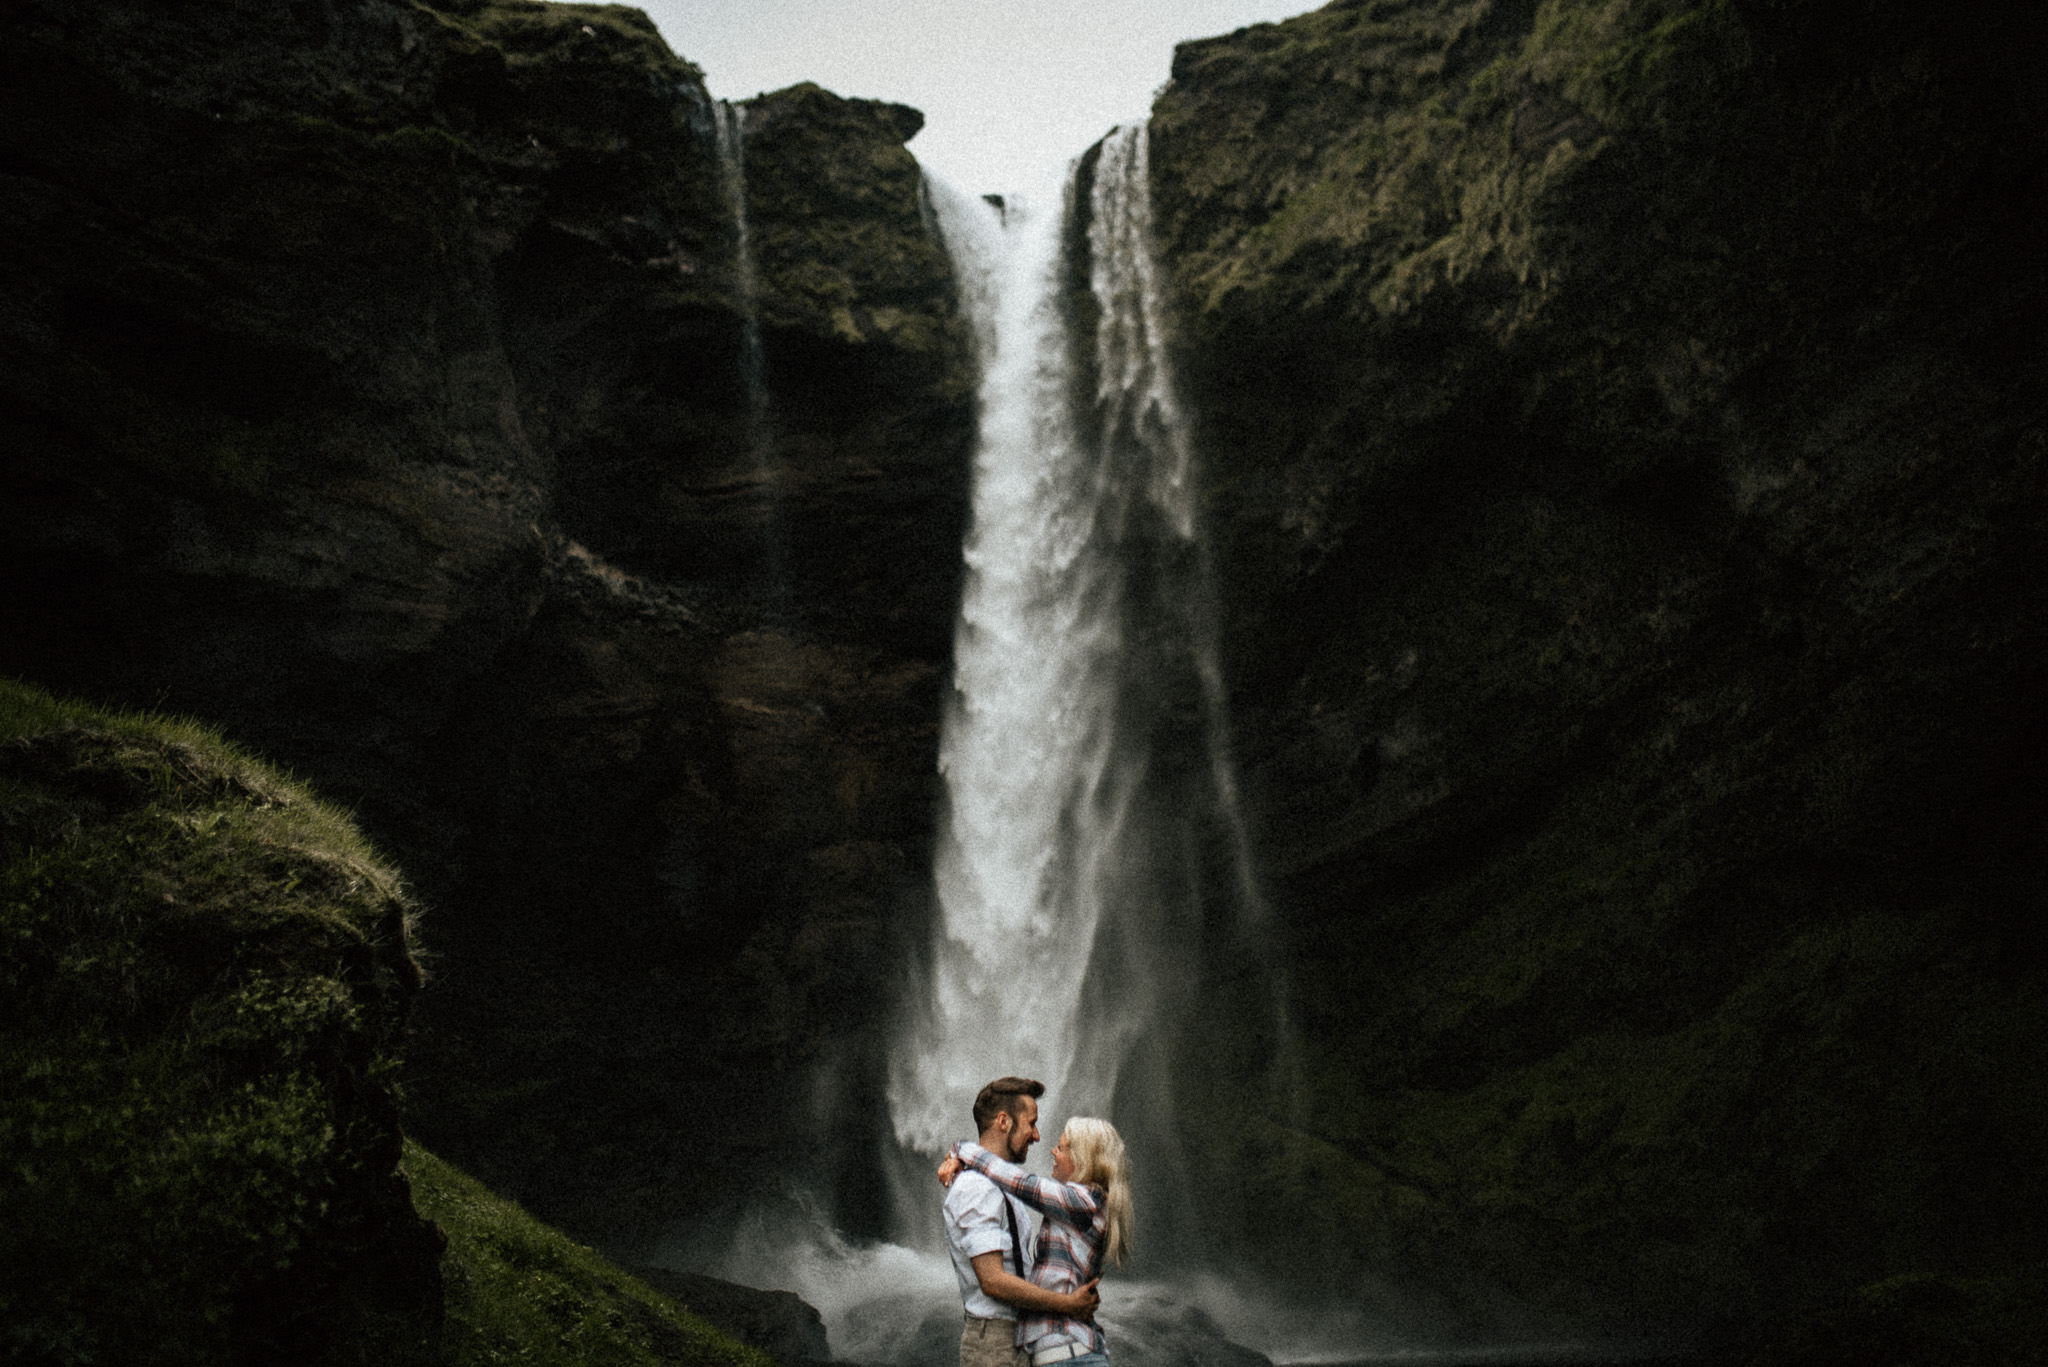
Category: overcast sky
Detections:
[{"x1": 634, "y1": 0, "x2": 1321, "y2": 195}]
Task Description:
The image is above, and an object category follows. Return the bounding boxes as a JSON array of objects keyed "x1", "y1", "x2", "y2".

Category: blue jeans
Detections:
[{"x1": 1048, "y1": 1353, "x2": 1110, "y2": 1367}]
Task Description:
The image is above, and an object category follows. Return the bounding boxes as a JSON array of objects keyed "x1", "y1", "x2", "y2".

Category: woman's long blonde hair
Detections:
[{"x1": 1062, "y1": 1117, "x2": 1133, "y2": 1268}]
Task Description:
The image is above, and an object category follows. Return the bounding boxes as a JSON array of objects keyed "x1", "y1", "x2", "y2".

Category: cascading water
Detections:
[
  {"x1": 669, "y1": 115, "x2": 1585, "y2": 1367},
  {"x1": 685, "y1": 124, "x2": 1288, "y2": 1356},
  {"x1": 889, "y1": 123, "x2": 1264, "y2": 1230}
]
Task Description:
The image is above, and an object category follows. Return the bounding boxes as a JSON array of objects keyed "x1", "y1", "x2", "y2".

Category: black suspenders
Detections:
[{"x1": 1002, "y1": 1193, "x2": 1033, "y2": 1277}]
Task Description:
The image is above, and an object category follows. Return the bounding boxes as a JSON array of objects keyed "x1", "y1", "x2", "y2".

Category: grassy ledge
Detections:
[{"x1": 401, "y1": 1141, "x2": 778, "y2": 1367}]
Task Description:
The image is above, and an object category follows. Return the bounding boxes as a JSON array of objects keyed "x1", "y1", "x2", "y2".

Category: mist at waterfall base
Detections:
[{"x1": 649, "y1": 136, "x2": 1622, "y2": 1367}]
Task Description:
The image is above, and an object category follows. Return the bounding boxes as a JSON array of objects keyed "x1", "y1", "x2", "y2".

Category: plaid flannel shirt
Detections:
[{"x1": 952, "y1": 1140, "x2": 1108, "y2": 1355}]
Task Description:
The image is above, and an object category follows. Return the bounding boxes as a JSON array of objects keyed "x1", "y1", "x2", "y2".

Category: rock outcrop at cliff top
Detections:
[
  {"x1": 0, "y1": 0, "x2": 972, "y2": 1244},
  {"x1": 1150, "y1": 0, "x2": 2048, "y2": 1339}
]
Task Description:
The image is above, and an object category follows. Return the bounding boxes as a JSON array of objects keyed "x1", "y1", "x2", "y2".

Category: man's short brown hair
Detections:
[{"x1": 972, "y1": 1076, "x2": 1044, "y2": 1134}]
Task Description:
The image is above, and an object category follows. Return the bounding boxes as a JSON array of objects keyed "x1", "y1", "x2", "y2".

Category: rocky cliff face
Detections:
[
  {"x1": 11, "y1": 0, "x2": 2048, "y2": 1350},
  {"x1": 0, "y1": 0, "x2": 971, "y2": 1242},
  {"x1": 1150, "y1": 0, "x2": 2048, "y2": 1340}
]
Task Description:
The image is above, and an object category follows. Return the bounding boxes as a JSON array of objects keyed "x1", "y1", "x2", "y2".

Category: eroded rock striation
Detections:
[
  {"x1": 0, "y1": 0, "x2": 971, "y2": 1240},
  {"x1": 1149, "y1": 0, "x2": 2048, "y2": 1341}
]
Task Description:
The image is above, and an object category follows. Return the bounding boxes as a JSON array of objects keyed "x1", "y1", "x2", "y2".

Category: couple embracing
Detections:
[{"x1": 940, "y1": 1077, "x2": 1133, "y2": 1367}]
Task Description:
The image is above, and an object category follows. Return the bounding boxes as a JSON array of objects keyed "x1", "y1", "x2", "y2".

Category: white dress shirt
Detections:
[{"x1": 944, "y1": 1166, "x2": 1037, "y2": 1320}]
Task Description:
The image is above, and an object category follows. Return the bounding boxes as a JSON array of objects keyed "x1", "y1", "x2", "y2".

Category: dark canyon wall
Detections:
[
  {"x1": 7, "y1": 0, "x2": 2048, "y2": 1354},
  {"x1": 1149, "y1": 0, "x2": 2048, "y2": 1341},
  {"x1": 0, "y1": 0, "x2": 971, "y2": 1243}
]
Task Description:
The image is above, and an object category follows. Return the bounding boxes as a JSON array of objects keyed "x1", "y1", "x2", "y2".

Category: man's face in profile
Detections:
[{"x1": 996, "y1": 1095, "x2": 1040, "y2": 1162}]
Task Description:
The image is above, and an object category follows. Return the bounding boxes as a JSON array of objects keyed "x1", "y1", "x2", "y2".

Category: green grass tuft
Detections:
[{"x1": 394, "y1": 1142, "x2": 777, "y2": 1367}]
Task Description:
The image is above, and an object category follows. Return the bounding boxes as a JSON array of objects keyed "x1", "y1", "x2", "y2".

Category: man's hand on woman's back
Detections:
[{"x1": 1058, "y1": 1278, "x2": 1101, "y2": 1321}]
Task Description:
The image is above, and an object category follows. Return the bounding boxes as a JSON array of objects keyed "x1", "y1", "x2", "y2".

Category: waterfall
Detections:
[
  {"x1": 891, "y1": 126, "x2": 1262, "y2": 1198},
  {"x1": 681, "y1": 127, "x2": 1359, "y2": 1367},
  {"x1": 713, "y1": 99, "x2": 786, "y2": 600}
]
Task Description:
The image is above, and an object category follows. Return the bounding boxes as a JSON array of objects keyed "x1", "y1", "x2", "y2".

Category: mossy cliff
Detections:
[
  {"x1": 0, "y1": 678, "x2": 787, "y2": 1366},
  {"x1": 0, "y1": 0, "x2": 970, "y2": 1243},
  {"x1": 1147, "y1": 0, "x2": 2048, "y2": 1343},
  {"x1": 0, "y1": 679, "x2": 434, "y2": 1361}
]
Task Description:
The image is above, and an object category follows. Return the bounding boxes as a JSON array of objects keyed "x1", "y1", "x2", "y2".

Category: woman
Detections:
[{"x1": 939, "y1": 1116, "x2": 1133, "y2": 1367}]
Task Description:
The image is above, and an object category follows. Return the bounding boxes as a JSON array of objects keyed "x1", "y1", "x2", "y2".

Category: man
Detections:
[{"x1": 944, "y1": 1077, "x2": 1100, "y2": 1367}]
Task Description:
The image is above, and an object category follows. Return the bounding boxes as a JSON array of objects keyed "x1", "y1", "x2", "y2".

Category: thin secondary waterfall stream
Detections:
[{"x1": 713, "y1": 98, "x2": 788, "y2": 605}]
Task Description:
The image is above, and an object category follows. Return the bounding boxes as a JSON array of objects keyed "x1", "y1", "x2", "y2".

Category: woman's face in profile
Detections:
[{"x1": 1052, "y1": 1132, "x2": 1075, "y2": 1182}]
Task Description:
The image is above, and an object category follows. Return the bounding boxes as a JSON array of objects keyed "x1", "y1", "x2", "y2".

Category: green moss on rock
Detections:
[
  {"x1": 0, "y1": 678, "x2": 437, "y2": 1364},
  {"x1": 740, "y1": 82, "x2": 965, "y2": 364},
  {"x1": 396, "y1": 1142, "x2": 779, "y2": 1367},
  {"x1": 0, "y1": 678, "x2": 804, "y2": 1366}
]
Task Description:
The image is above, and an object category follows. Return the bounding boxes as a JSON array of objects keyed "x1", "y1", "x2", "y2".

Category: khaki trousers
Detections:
[{"x1": 960, "y1": 1315, "x2": 1028, "y2": 1367}]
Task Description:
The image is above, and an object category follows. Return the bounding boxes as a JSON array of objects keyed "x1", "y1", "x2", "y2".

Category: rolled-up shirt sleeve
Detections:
[{"x1": 946, "y1": 1172, "x2": 1012, "y2": 1259}]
